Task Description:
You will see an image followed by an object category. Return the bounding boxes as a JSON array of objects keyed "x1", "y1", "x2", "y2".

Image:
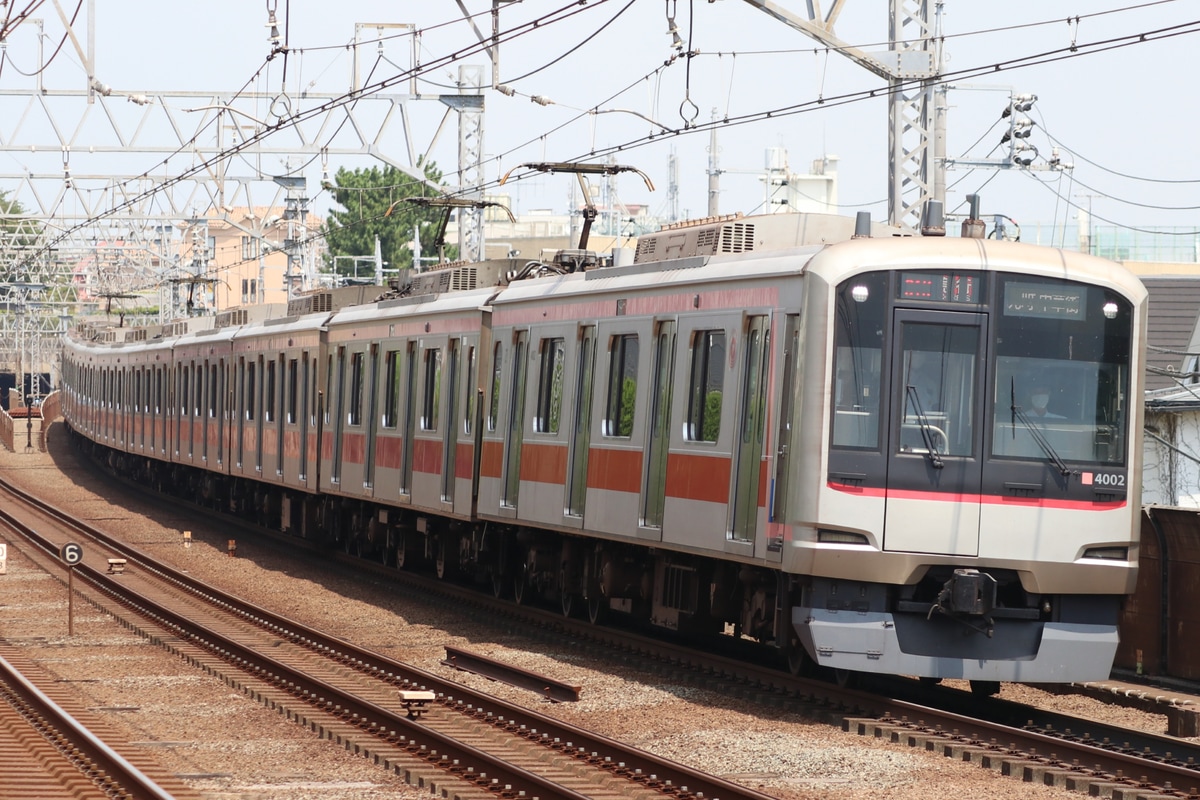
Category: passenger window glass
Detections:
[
  {"x1": 604, "y1": 334, "x2": 639, "y2": 437},
  {"x1": 535, "y1": 338, "x2": 565, "y2": 433},
  {"x1": 686, "y1": 330, "x2": 725, "y2": 442},
  {"x1": 348, "y1": 352, "x2": 364, "y2": 426},
  {"x1": 422, "y1": 347, "x2": 442, "y2": 431},
  {"x1": 488, "y1": 343, "x2": 503, "y2": 432}
]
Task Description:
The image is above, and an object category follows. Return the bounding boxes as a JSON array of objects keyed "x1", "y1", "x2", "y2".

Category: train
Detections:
[{"x1": 59, "y1": 205, "x2": 1148, "y2": 692}]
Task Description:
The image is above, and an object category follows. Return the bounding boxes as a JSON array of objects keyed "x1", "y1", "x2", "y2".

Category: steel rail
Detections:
[
  {"x1": 0, "y1": 476, "x2": 781, "y2": 800},
  {"x1": 0, "y1": 652, "x2": 178, "y2": 800}
]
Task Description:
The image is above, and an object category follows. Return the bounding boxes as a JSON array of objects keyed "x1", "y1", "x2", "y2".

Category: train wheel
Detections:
[
  {"x1": 435, "y1": 539, "x2": 448, "y2": 579},
  {"x1": 395, "y1": 536, "x2": 407, "y2": 570},
  {"x1": 785, "y1": 632, "x2": 809, "y2": 676},
  {"x1": 513, "y1": 564, "x2": 529, "y2": 605},
  {"x1": 586, "y1": 592, "x2": 604, "y2": 625},
  {"x1": 560, "y1": 573, "x2": 576, "y2": 618},
  {"x1": 833, "y1": 668, "x2": 856, "y2": 689},
  {"x1": 491, "y1": 569, "x2": 505, "y2": 599}
]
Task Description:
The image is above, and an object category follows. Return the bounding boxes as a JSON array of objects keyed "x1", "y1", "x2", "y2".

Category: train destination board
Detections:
[
  {"x1": 1004, "y1": 282, "x2": 1085, "y2": 320},
  {"x1": 899, "y1": 272, "x2": 980, "y2": 304}
]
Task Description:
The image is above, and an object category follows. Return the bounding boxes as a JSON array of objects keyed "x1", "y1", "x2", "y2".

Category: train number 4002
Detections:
[{"x1": 1087, "y1": 472, "x2": 1126, "y2": 487}]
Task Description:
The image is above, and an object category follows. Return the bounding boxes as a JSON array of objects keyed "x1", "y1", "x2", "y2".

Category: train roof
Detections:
[
  {"x1": 802, "y1": 235, "x2": 1149, "y2": 303},
  {"x1": 64, "y1": 211, "x2": 1147, "y2": 348}
]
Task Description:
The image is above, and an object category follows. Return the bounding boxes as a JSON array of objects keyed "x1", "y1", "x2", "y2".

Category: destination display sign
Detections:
[
  {"x1": 899, "y1": 271, "x2": 981, "y2": 304},
  {"x1": 1004, "y1": 281, "x2": 1086, "y2": 320}
]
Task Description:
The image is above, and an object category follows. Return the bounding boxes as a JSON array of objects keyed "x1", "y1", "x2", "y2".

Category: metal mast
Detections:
[{"x1": 738, "y1": 0, "x2": 946, "y2": 228}]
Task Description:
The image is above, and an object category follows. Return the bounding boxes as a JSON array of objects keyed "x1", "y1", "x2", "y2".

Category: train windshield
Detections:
[
  {"x1": 830, "y1": 270, "x2": 1134, "y2": 468},
  {"x1": 990, "y1": 275, "x2": 1133, "y2": 465}
]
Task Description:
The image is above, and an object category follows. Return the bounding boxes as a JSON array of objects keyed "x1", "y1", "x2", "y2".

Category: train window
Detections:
[
  {"x1": 991, "y1": 275, "x2": 1133, "y2": 465},
  {"x1": 383, "y1": 350, "x2": 401, "y2": 429},
  {"x1": 534, "y1": 338, "x2": 565, "y2": 434},
  {"x1": 488, "y1": 342, "x2": 502, "y2": 432},
  {"x1": 193, "y1": 364, "x2": 202, "y2": 416},
  {"x1": 831, "y1": 274, "x2": 887, "y2": 450},
  {"x1": 464, "y1": 345, "x2": 476, "y2": 435},
  {"x1": 246, "y1": 361, "x2": 256, "y2": 421},
  {"x1": 180, "y1": 367, "x2": 188, "y2": 415},
  {"x1": 422, "y1": 347, "x2": 442, "y2": 431},
  {"x1": 349, "y1": 352, "x2": 365, "y2": 426},
  {"x1": 899, "y1": 324, "x2": 979, "y2": 457},
  {"x1": 287, "y1": 359, "x2": 298, "y2": 424},
  {"x1": 265, "y1": 360, "x2": 276, "y2": 423},
  {"x1": 686, "y1": 330, "x2": 725, "y2": 442},
  {"x1": 209, "y1": 364, "x2": 218, "y2": 417},
  {"x1": 324, "y1": 355, "x2": 333, "y2": 424},
  {"x1": 605, "y1": 334, "x2": 639, "y2": 438}
]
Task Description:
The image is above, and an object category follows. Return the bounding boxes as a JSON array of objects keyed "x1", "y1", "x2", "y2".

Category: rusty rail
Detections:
[{"x1": 442, "y1": 645, "x2": 581, "y2": 703}]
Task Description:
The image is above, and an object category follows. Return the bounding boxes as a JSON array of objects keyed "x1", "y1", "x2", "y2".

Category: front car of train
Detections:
[{"x1": 790, "y1": 230, "x2": 1147, "y2": 684}]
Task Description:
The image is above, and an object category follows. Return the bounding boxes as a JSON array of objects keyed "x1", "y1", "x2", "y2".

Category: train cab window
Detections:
[
  {"x1": 422, "y1": 347, "x2": 442, "y2": 431},
  {"x1": 990, "y1": 276, "x2": 1133, "y2": 465},
  {"x1": 831, "y1": 274, "x2": 887, "y2": 450},
  {"x1": 534, "y1": 338, "x2": 565, "y2": 434},
  {"x1": 686, "y1": 330, "x2": 725, "y2": 442},
  {"x1": 383, "y1": 350, "x2": 401, "y2": 429},
  {"x1": 899, "y1": 327, "x2": 979, "y2": 457},
  {"x1": 604, "y1": 334, "x2": 639, "y2": 438},
  {"x1": 488, "y1": 342, "x2": 503, "y2": 432},
  {"x1": 348, "y1": 352, "x2": 365, "y2": 426}
]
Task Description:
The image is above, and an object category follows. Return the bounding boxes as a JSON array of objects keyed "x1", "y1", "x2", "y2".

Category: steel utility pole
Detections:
[{"x1": 738, "y1": 0, "x2": 946, "y2": 229}]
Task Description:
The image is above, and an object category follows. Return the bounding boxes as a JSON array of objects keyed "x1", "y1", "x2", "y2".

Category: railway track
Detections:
[
  {"x1": 10, "y1": 456, "x2": 1200, "y2": 799},
  {"x1": 0, "y1": 641, "x2": 194, "y2": 800},
  {"x1": 0, "y1": 475, "x2": 781, "y2": 800}
]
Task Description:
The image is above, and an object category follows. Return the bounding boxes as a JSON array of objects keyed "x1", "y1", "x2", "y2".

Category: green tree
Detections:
[
  {"x1": 0, "y1": 191, "x2": 43, "y2": 280},
  {"x1": 322, "y1": 163, "x2": 454, "y2": 277}
]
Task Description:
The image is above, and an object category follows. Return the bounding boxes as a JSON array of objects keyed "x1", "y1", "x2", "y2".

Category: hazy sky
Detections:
[{"x1": 3, "y1": 1, "x2": 1197, "y2": 240}]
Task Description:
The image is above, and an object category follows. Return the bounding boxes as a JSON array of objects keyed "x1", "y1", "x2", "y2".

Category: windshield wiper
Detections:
[
  {"x1": 905, "y1": 385, "x2": 944, "y2": 469},
  {"x1": 1009, "y1": 378, "x2": 1071, "y2": 476}
]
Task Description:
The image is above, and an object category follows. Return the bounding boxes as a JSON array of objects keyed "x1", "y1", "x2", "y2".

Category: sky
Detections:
[{"x1": 2, "y1": 0, "x2": 1198, "y2": 247}]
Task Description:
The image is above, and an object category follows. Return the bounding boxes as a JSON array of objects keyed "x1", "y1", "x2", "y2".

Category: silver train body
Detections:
[{"x1": 60, "y1": 211, "x2": 1148, "y2": 683}]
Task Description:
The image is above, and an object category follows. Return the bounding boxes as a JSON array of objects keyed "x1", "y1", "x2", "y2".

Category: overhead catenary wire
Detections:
[{"x1": 15, "y1": 3, "x2": 1200, "y2": 281}]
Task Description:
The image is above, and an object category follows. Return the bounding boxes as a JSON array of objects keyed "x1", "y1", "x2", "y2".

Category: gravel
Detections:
[{"x1": 0, "y1": 424, "x2": 1173, "y2": 800}]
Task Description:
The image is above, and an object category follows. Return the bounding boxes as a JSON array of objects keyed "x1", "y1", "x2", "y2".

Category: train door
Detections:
[
  {"x1": 274, "y1": 355, "x2": 285, "y2": 477},
  {"x1": 641, "y1": 320, "x2": 676, "y2": 533},
  {"x1": 401, "y1": 342, "x2": 417, "y2": 496},
  {"x1": 236, "y1": 357, "x2": 246, "y2": 468},
  {"x1": 364, "y1": 346, "x2": 380, "y2": 491},
  {"x1": 883, "y1": 309, "x2": 988, "y2": 556},
  {"x1": 566, "y1": 325, "x2": 596, "y2": 519},
  {"x1": 300, "y1": 352, "x2": 312, "y2": 485},
  {"x1": 502, "y1": 330, "x2": 529, "y2": 509},
  {"x1": 767, "y1": 314, "x2": 801, "y2": 563},
  {"x1": 215, "y1": 360, "x2": 225, "y2": 466},
  {"x1": 730, "y1": 315, "x2": 770, "y2": 544},
  {"x1": 442, "y1": 339, "x2": 460, "y2": 503},
  {"x1": 332, "y1": 347, "x2": 346, "y2": 486}
]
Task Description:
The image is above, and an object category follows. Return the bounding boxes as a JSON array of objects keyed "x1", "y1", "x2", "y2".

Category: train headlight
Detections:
[
  {"x1": 1102, "y1": 301, "x2": 1119, "y2": 319},
  {"x1": 851, "y1": 285, "x2": 869, "y2": 303},
  {"x1": 1082, "y1": 546, "x2": 1128, "y2": 561}
]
